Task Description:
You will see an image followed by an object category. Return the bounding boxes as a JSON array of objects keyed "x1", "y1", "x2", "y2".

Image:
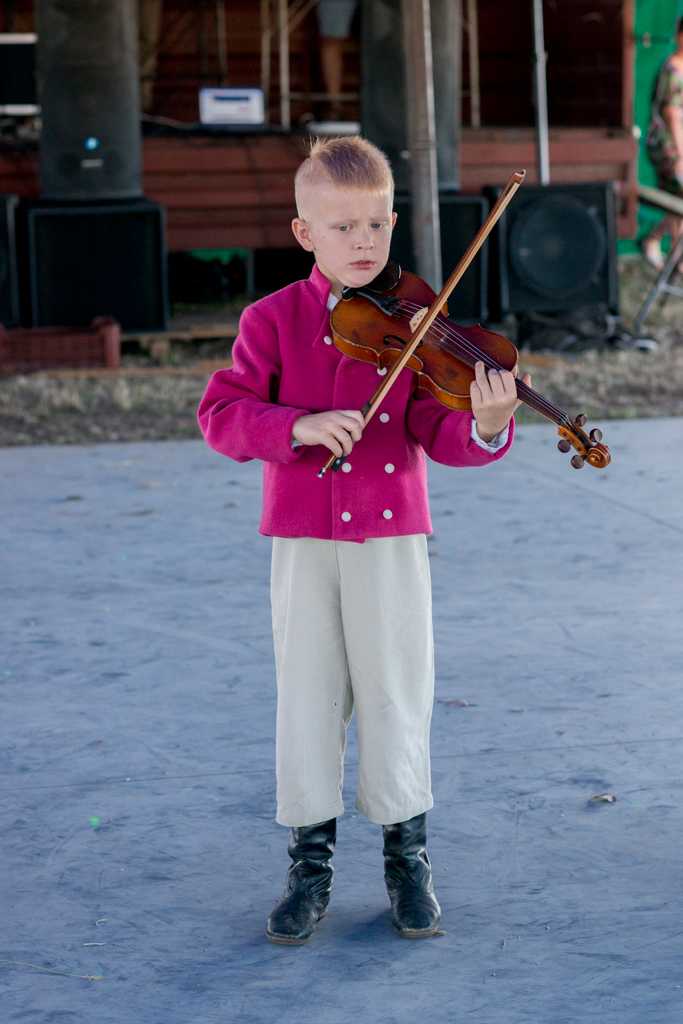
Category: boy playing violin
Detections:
[{"x1": 198, "y1": 136, "x2": 527, "y2": 944}]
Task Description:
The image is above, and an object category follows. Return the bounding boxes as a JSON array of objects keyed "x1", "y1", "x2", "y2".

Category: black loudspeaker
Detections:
[
  {"x1": 24, "y1": 201, "x2": 167, "y2": 329},
  {"x1": 35, "y1": 0, "x2": 142, "y2": 200},
  {"x1": 0, "y1": 194, "x2": 20, "y2": 327},
  {"x1": 484, "y1": 182, "x2": 619, "y2": 319},
  {"x1": 390, "y1": 194, "x2": 489, "y2": 322}
]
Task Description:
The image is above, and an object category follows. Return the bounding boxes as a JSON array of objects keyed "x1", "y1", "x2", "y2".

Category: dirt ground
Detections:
[{"x1": 2, "y1": 254, "x2": 683, "y2": 447}]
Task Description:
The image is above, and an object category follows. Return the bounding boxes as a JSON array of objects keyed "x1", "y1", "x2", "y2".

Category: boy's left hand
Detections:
[{"x1": 470, "y1": 360, "x2": 531, "y2": 443}]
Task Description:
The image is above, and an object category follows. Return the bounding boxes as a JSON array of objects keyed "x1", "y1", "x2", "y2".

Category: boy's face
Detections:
[{"x1": 292, "y1": 185, "x2": 397, "y2": 295}]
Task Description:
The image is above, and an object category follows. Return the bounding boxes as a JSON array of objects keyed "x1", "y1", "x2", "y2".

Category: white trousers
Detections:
[{"x1": 271, "y1": 535, "x2": 434, "y2": 827}]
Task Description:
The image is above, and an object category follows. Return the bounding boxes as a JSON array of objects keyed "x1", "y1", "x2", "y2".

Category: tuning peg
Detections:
[
  {"x1": 589, "y1": 428, "x2": 603, "y2": 443},
  {"x1": 575, "y1": 413, "x2": 587, "y2": 427},
  {"x1": 571, "y1": 454, "x2": 585, "y2": 469},
  {"x1": 557, "y1": 439, "x2": 571, "y2": 453}
]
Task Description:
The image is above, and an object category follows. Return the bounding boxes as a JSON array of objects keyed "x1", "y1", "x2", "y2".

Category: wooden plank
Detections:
[
  {"x1": 145, "y1": 187, "x2": 297, "y2": 209},
  {"x1": 461, "y1": 163, "x2": 630, "y2": 187},
  {"x1": 143, "y1": 172, "x2": 298, "y2": 192},
  {"x1": 460, "y1": 138, "x2": 636, "y2": 165},
  {"x1": 141, "y1": 136, "x2": 306, "y2": 173},
  {"x1": 166, "y1": 223, "x2": 296, "y2": 249}
]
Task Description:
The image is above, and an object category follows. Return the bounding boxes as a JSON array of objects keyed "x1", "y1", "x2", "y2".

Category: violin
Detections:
[
  {"x1": 317, "y1": 172, "x2": 610, "y2": 477},
  {"x1": 330, "y1": 261, "x2": 610, "y2": 467}
]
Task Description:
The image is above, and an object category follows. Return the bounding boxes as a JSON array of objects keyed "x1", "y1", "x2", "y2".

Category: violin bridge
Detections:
[{"x1": 409, "y1": 306, "x2": 429, "y2": 333}]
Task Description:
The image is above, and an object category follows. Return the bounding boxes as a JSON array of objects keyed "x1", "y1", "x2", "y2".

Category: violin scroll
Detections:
[
  {"x1": 585, "y1": 442, "x2": 611, "y2": 469},
  {"x1": 557, "y1": 415, "x2": 611, "y2": 470}
]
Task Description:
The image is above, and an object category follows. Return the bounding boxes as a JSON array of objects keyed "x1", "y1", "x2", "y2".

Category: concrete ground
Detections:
[{"x1": 1, "y1": 417, "x2": 682, "y2": 1024}]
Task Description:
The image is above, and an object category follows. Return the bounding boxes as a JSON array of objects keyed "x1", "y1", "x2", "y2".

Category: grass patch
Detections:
[{"x1": 0, "y1": 373, "x2": 207, "y2": 446}]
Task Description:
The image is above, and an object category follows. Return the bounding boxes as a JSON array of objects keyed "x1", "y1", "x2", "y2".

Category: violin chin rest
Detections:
[{"x1": 366, "y1": 261, "x2": 402, "y2": 293}]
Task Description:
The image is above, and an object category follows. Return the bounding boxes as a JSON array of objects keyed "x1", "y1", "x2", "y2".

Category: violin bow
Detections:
[{"x1": 318, "y1": 169, "x2": 527, "y2": 478}]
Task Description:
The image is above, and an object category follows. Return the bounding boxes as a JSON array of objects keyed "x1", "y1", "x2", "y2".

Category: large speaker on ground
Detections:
[
  {"x1": 35, "y1": 0, "x2": 142, "y2": 200},
  {"x1": 0, "y1": 194, "x2": 20, "y2": 327},
  {"x1": 390, "y1": 194, "x2": 489, "y2": 323},
  {"x1": 484, "y1": 182, "x2": 619, "y2": 319},
  {"x1": 23, "y1": 200, "x2": 167, "y2": 329}
]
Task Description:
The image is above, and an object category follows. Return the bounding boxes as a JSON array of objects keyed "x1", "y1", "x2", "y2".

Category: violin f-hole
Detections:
[{"x1": 383, "y1": 334, "x2": 416, "y2": 348}]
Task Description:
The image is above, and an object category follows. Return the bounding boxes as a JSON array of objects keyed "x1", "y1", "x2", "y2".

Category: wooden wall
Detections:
[
  {"x1": 462, "y1": 0, "x2": 625, "y2": 129},
  {"x1": 0, "y1": 1, "x2": 627, "y2": 129},
  {"x1": 151, "y1": 0, "x2": 360, "y2": 125},
  {"x1": 0, "y1": 1, "x2": 636, "y2": 242}
]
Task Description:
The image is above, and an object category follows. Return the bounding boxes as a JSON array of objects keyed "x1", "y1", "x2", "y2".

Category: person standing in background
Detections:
[
  {"x1": 643, "y1": 17, "x2": 683, "y2": 270},
  {"x1": 316, "y1": 0, "x2": 358, "y2": 121}
]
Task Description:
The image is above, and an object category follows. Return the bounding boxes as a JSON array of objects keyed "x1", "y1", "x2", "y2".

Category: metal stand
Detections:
[{"x1": 632, "y1": 231, "x2": 683, "y2": 336}]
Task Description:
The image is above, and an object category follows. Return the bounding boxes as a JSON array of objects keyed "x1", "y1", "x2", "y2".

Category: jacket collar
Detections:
[{"x1": 306, "y1": 262, "x2": 333, "y2": 306}]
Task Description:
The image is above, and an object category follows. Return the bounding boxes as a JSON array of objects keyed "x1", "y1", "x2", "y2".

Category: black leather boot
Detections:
[
  {"x1": 382, "y1": 812, "x2": 441, "y2": 938},
  {"x1": 266, "y1": 818, "x2": 336, "y2": 945}
]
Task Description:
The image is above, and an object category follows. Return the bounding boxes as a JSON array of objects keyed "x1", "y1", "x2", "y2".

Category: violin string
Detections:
[
  {"x1": 394, "y1": 300, "x2": 569, "y2": 424},
  {"x1": 389, "y1": 299, "x2": 569, "y2": 425}
]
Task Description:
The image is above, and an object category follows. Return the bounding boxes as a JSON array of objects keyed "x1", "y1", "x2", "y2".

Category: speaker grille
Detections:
[
  {"x1": 485, "y1": 182, "x2": 618, "y2": 316},
  {"x1": 27, "y1": 202, "x2": 166, "y2": 330},
  {"x1": 508, "y1": 195, "x2": 607, "y2": 300}
]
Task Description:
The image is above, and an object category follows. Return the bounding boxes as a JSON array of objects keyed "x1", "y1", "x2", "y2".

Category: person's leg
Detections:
[
  {"x1": 267, "y1": 537, "x2": 353, "y2": 944},
  {"x1": 337, "y1": 535, "x2": 440, "y2": 936},
  {"x1": 316, "y1": 0, "x2": 358, "y2": 120},
  {"x1": 643, "y1": 213, "x2": 678, "y2": 269},
  {"x1": 271, "y1": 537, "x2": 353, "y2": 828},
  {"x1": 320, "y1": 38, "x2": 344, "y2": 119},
  {"x1": 338, "y1": 535, "x2": 434, "y2": 825}
]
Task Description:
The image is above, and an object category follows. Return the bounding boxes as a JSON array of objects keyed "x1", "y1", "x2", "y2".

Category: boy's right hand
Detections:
[{"x1": 292, "y1": 410, "x2": 364, "y2": 457}]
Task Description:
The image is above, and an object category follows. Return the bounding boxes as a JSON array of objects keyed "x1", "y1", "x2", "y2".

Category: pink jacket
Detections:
[{"x1": 198, "y1": 264, "x2": 513, "y2": 542}]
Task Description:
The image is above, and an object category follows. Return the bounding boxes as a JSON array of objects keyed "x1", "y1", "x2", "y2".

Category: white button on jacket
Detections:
[
  {"x1": 341, "y1": 511, "x2": 352, "y2": 522},
  {"x1": 383, "y1": 510, "x2": 393, "y2": 519}
]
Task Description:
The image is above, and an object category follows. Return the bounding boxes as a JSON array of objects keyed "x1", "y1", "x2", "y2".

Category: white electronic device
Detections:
[{"x1": 199, "y1": 88, "x2": 265, "y2": 126}]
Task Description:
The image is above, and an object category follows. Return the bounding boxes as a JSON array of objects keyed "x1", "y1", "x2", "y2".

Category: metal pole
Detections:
[
  {"x1": 261, "y1": 0, "x2": 271, "y2": 121},
  {"x1": 401, "y1": 0, "x2": 442, "y2": 290},
  {"x1": 431, "y1": 0, "x2": 461, "y2": 190},
  {"x1": 279, "y1": 0, "x2": 290, "y2": 129},
  {"x1": 466, "y1": 0, "x2": 480, "y2": 128},
  {"x1": 532, "y1": 0, "x2": 550, "y2": 185}
]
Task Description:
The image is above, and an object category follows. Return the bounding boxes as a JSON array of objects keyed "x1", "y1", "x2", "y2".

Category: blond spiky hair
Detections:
[{"x1": 295, "y1": 135, "x2": 394, "y2": 217}]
